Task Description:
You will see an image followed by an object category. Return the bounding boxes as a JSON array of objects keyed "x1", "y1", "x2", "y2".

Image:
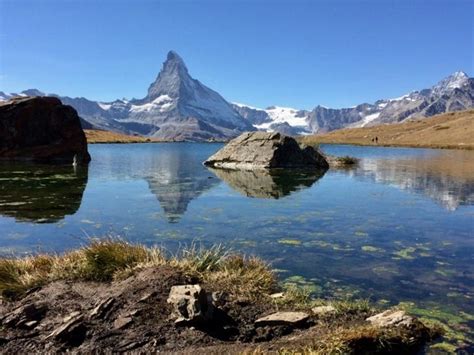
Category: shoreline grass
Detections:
[{"x1": 0, "y1": 239, "x2": 277, "y2": 300}]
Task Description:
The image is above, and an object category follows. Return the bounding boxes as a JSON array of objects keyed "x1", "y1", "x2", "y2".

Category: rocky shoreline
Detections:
[{"x1": 0, "y1": 240, "x2": 440, "y2": 353}]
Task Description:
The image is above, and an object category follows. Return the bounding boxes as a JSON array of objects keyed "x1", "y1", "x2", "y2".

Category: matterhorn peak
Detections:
[
  {"x1": 146, "y1": 50, "x2": 191, "y2": 101},
  {"x1": 163, "y1": 50, "x2": 188, "y2": 73}
]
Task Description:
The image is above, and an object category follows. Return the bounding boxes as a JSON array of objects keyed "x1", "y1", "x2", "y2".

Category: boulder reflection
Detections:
[
  {"x1": 0, "y1": 164, "x2": 88, "y2": 223},
  {"x1": 208, "y1": 168, "x2": 326, "y2": 199}
]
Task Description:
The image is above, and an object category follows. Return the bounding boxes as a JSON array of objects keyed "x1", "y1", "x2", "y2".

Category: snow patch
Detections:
[
  {"x1": 358, "y1": 112, "x2": 380, "y2": 127},
  {"x1": 130, "y1": 95, "x2": 175, "y2": 113},
  {"x1": 98, "y1": 103, "x2": 112, "y2": 110},
  {"x1": 265, "y1": 106, "x2": 308, "y2": 127}
]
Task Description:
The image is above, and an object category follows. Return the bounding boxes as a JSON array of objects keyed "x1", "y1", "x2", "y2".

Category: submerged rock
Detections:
[
  {"x1": 0, "y1": 96, "x2": 90, "y2": 164},
  {"x1": 204, "y1": 132, "x2": 328, "y2": 170},
  {"x1": 366, "y1": 309, "x2": 414, "y2": 328}
]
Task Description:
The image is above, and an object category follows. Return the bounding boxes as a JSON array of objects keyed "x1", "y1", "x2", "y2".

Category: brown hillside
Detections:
[
  {"x1": 300, "y1": 110, "x2": 474, "y2": 150},
  {"x1": 84, "y1": 130, "x2": 161, "y2": 144}
]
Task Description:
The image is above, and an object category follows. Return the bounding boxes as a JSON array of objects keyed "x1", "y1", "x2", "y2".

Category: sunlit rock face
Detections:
[
  {"x1": 208, "y1": 168, "x2": 325, "y2": 199},
  {"x1": 0, "y1": 164, "x2": 88, "y2": 223}
]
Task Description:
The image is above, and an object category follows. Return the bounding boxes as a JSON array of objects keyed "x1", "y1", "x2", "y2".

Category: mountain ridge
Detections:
[{"x1": 1, "y1": 52, "x2": 472, "y2": 139}]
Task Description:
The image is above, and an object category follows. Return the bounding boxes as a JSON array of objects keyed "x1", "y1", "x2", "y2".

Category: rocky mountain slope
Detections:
[
  {"x1": 233, "y1": 71, "x2": 473, "y2": 134},
  {"x1": 1, "y1": 56, "x2": 471, "y2": 138}
]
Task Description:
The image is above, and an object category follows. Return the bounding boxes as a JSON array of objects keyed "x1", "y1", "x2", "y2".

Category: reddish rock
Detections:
[{"x1": 0, "y1": 96, "x2": 91, "y2": 164}]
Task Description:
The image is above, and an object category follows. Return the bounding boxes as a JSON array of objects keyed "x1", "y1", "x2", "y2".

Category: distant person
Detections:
[{"x1": 375, "y1": 136, "x2": 378, "y2": 144}]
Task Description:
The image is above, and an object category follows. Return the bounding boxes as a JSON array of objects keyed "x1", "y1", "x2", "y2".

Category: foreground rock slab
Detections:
[
  {"x1": 366, "y1": 309, "x2": 414, "y2": 327},
  {"x1": 167, "y1": 284, "x2": 214, "y2": 325},
  {"x1": 204, "y1": 132, "x2": 329, "y2": 170},
  {"x1": 255, "y1": 311, "x2": 310, "y2": 327},
  {"x1": 0, "y1": 96, "x2": 91, "y2": 164}
]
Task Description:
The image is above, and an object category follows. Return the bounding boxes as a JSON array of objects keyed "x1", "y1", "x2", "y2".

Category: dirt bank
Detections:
[{"x1": 0, "y1": 240, "x2": 439, "y2": 353}]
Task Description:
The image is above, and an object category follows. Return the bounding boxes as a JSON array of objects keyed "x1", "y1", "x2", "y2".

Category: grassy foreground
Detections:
[
  {"x1": 300, "y1": 109, "x2": 474, "y2": 150},
  {"x1": 0, "y1": 240, "x2": 274, "y2": 300},
  {"x1": 0, "y1": 240, "x2": 441, "y2": 353}
]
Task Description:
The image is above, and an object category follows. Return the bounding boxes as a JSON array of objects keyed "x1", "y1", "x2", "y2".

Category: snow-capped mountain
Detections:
[
  {"x1": 308, "y1": 71, "x2": 473, "y2": 132},
  {"x1": 0, "y1": 51, "x2": 253, "y2": 141},
  {"x1": 233, "y1": 71, "x2": 473, "y2": 135},
  {"x1": 122, "y1": 51, "x2": 252, "y2": 140},
  {"x1": 1, "y1": 59, "x2": 472, "y2": 138}
]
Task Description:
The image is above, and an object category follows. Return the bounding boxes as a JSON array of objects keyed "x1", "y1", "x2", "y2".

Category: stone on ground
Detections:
[
  {"x1": 167, "y1": 284, "x2": 214, "y2": 325},
  {"x1": 255, "y1": 311, "x2": 310, "y2": 327}
]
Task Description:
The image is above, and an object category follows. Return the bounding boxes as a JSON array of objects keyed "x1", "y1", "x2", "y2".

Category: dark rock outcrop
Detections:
[
  {"x1": 0, "y1": 96, "x2": 91, "y2": 164},
  {"x1": 204, "y1": 132, "x2": 329, "y2": 170}
]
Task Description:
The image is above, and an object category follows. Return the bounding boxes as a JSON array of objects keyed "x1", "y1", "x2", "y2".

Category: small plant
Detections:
[
  {"x1": 335, "y1": 156, "x2": 358, "y2": 165},
  {"x1": 175, "y1": 242, "x2": 227, "y2": 273}
]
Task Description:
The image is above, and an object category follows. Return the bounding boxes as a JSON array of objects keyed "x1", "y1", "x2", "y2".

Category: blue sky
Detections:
[{"x1": 0, "y1": 0, "x2": 472, "y2": 109}]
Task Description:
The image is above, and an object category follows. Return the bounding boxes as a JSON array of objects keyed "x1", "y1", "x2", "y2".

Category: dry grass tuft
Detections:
[{"x1": 0, "y1": 239, "x2": 276, "y2": 300}]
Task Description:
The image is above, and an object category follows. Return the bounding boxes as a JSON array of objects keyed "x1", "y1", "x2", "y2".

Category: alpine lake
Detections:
[{"x1": 1, "y1": 143, "x2": 473, "y2": 350}]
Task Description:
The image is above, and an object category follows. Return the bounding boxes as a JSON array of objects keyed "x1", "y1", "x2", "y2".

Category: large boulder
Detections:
[
  {"x1": 0, "y1": 96, "x2": 91, "y2": 164},
  {"x1": 204, "y1": 132, "x2": 328, "y2": 170}
]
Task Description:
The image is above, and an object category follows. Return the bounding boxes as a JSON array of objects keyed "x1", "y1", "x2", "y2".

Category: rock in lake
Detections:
[
  {"x1": 0, "y1": 96, "x2": 91, "y2": 164},
  {"x1": 366, "y1": 309, "x2": 414, "y2": 328},
  {"x1": 204, "y1": 132, "x2": 328, "y2": 170}
]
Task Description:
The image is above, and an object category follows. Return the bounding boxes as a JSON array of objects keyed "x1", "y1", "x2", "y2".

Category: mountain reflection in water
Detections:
[
  {"x1": 0, "y1": 164, "x2": 88, "y2": 223},
  {"x1": 337, "y1": 150, "x2": 474, "y2": 210},
  {"x1": 145, "y1": 149, "x2": 219, "y2": 222},
  {"x1": 208, "y1": 168, "x2": 326, "y2": 199}
]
